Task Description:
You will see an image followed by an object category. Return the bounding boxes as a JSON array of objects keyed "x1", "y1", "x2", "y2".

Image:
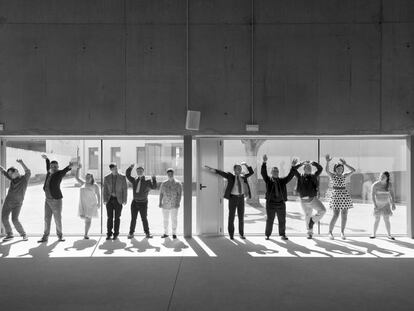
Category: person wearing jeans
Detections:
[
  {"x1": 293, "y1": 160, "x2": 326, "y2": 239},
  {"x1": 0, "y1": 159, "x2": 31, "y2": 242},
  {"x1": 38, "y1": 155, "x2": 73, "y2": 243},
  {"x1": 103, "y1": 163, "x2": 127, "y2": 240},
  {"x1": 126, "y1": 164, "x2": 157, "y2": 239},
  {"x1": 159, "y1": 168, "x2": 182, "y2": 239},
  {"x1": 261, "y1": 154, "x2": 298, "y2": 240}
]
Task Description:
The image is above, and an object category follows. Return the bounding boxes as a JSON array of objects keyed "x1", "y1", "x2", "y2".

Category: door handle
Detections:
[{"x1": 199, "y1": 183, "x2": 207, "y2": 190}]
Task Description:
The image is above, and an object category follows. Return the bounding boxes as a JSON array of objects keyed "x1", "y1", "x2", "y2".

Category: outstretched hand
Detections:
[
  {"x1": 339, "y1": 158, "x2": 347, "y2": 165},
  {"x1": 16, "y1": 158, "x2": 23, "y2": 164},
  {"x1": 41, "y1": 154, "x2": 48, "y2": 160},
  {"x1": 68, "y1": 162, "x2": 74, "y2": 168},
  {"x1": 263, "y1": 154, "x2": 268, "y2": 162},
  {"x1": 325, "y1": 154, "x2": 332, "y2": 162},
  {"x1": 129, "y1": 164, "x2": 135, "y2": 168},
  {"x1": 291, "y1": 158, "x2": 299, "y2": 166}
]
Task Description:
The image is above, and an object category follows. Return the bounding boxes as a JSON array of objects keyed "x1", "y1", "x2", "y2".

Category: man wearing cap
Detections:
[
  {"x1": 205, "y1": 162, "x2": 254, "y2": 240},
  {"x1": 126, "y1": 164, "x2": 157, "y2": 239},
  {"x1": 159, "y1": 168, "x2": 182, "y2": 239},
  {"x1": 103, "y1": 163, "x2": 127, "y2": 240}
]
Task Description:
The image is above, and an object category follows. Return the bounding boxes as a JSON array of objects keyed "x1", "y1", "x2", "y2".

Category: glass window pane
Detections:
[{"x1": 319, "y1": 139, "x2": 407, "y2": 235}]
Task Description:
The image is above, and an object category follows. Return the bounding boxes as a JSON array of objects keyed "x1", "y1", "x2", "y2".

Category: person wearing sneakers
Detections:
[
  {"x1": 126, "y1": 164, "x2": 157, "y2": 239},
  {"x1": 261, "y1": 154, "x2": 298, "y2": 241},
  {"x1": 325, "y1": 154, "x2": 355, "y2": 240},
  {"x1": 159, "y1": 168, "x2": 182, "y2": 239},
  {"x1": 293, "y1": 160, "x2": 326, "y2": 239},
  {"x1": 38, "y1": 155, "x2": 74, "y2": 243},
  {"x1": 0, "y1": 159, "x2": 31, "y2": 242}
]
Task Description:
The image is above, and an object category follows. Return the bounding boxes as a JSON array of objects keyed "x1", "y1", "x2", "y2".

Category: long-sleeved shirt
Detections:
[
  {"x1": 293, "y1": 162, "x2": 323, "y2": 198},
  {"x1": 2, "y1": 169, "x2": 31, "y2": 203},
  {"x1": 126, "y1": 166, "x2": 157, "y2": 202},
  {"x1": 43, "y1": 159, "x2": 71, "y2": 200},
  {"x1": 261, "y1": 162, "x2": 296, "y2": 203}
]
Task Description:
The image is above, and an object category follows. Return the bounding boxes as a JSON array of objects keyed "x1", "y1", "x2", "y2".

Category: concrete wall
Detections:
[{"x1": 0, "y1": 0, "x2": 413, "y2": 135}]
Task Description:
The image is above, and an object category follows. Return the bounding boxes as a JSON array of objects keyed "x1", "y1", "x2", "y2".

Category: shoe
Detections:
[
  {"x1": 161, "y1": 234, "x2": 169, "y2": 238},
  {"x1": 230, "y1": 236, "x2": 234, "y2": 240},
  {"x1": 172, "y1": 234, "x2": 177, "y2": 239},
  {"x1": 106, "y1": 235, "x2": 112, "y2": 240},
  {"x1": 387, "y1": 235, "x2": 395, "y2": 240},
  {"x1": 58, "y1": 237, "x2": 66, "y2": 242},
  {"x1": 341, "y1": 233, "x2": 346, "y2": 240},
  {"x1": 329, "y1": 233, "x2": 334, "y2": 240},
  {"x1": 281, "y1": 235, "x2": 289, "y2": 240},
  {"x1": 240, "y1": 235, "x2": 246, "y2": 240},
  {"x1": 309, "y1": 218, "x2": 315, "y2": 230},
  {"x1": 265, "y1": 236, "x2": 270, "y2": 240},
  {"x1": 146, "y1": 234, "x2": 153, "y2": 239},
  {"x1": 22, "y1": 235, "x2": 28, "y2": 241},
  {"x1": 38, "y1": 237, "x2": 48, "y2": 243},
  {"x1": 112, "y1": 236, "x2": 118, "y2": 241},
  {"x1": 127, "y1": 234, "x2": 134, "y2": 239},
  {"x1": 369, "y1": 235, "x2": 376, "y2": 239},
  {"x1": 2, "y1": 235, "x2": 14, "y2": 242},
  {"x1": 84, "y1": 235, "x2": 89, "y2": 240},
  {"x1": 307, "y1": 234, "x2": 313, "y2": 239}
]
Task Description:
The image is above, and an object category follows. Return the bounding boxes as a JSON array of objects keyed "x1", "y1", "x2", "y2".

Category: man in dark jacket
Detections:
[
  {"x1": 205, "y1": 162, "x2": 254, "y2": 239},
  {"x1": 261, "y1": 154, "x2": 298, "y2": 240},
  {"x1": 293, "y1": 161, "x2": 325, "y2": 239},
  {"x1": 38, "y1": 154, "x2": 73, "y2": 243},
  {"x1": 126, "y1": 164, "x2": 157, "y2": 239}
]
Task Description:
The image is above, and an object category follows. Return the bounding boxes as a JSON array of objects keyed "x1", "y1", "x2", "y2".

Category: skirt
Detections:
[{"x1": 326, "y1": 188, "x2": 353, "y2": 210}]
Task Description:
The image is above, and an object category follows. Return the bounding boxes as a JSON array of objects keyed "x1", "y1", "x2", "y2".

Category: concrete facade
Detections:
[{"x1": 0, "y1": 0, "x2": 413, "y2": 135}]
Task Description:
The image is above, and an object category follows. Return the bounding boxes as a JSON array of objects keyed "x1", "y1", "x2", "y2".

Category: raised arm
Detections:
[
  {"x1": 325, "y1": 154, "x2": 334, "y2": 178},
  {"x1": 312, "y1": 161, "x2": 323, "y2": 177},
  {"x1": 0, "y1": 165, "x2": 11, "y2": 180},
  {"x1": 280, "y1": 158, "x2": 299, "y2": 184},
  {"x1": 261, "y1": 154, "x2": 270, "y2": 183},
  {"x1": 41, "y1": 154, "x2": 50, "y2": 172},
  {"x1": 340, "y1": 159, "x2": 356, "y2": 177},
  {"x1": 125, "y1": 164, "x2": 135, "y2": 184},
  {"x1": 75, "y1": 164, "x2": 85, "y2": 185},
  {"x1": 292, "y1": 161, "x2": 303, "y2": 178},
  {"x1": 61, "y1": 162, "x2": 74, "y2": 176},
  {"x1": 241, "y1": 162, "x2": 254, "y2": 178}
]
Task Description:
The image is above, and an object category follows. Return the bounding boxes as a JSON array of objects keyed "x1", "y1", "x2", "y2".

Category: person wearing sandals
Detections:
[
  {"x1": 370, "y1": 171, "x2": 396, "y2": 240},
  {"x1": 325, "y1": 154, "x2": 355, "y2": 240},
  {"x1": 293, "y1": 160, "x2": 325, "y2": 239},
  {"x1": 0, "y1": 159, "x2": 31, "y2": 242},
  {"x1": 75, "y1": 164, "x2": 100, "y2": 239}
]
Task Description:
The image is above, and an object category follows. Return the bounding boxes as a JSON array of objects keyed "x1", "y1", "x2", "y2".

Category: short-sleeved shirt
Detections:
[
  {"x1": 160, "y1": 179, "x2": 182, "y2": 209},
  {"x1": 5, "y1": 170, "x2": 31, "y2": 203}
]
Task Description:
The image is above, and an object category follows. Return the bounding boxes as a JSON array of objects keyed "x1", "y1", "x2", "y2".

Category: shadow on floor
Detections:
[
  {"x1": 162, "y1": 237, "x2": 189, "y2": 252},
  {"x1": 232, "y1": 238, "x2": 279, "y2": 255},
  {"x1": 64, "y1": 239, "x2": 98, "y2": 251},
  {"x1": 342, "y1": 239, "x2": 404, "y2": 257},
  {"x1": 98, "y1": 239, "x2": 127, "y2": 255},
  {"x1": 269, "y1": 238, "x2": 331, "y2": 257},
  {"x1": 19, "y1": 241, "x2": 60, "y2": 259},
  {"x1": 313, "y1": 238, "x2": 365, "y2": 256},
  {"x1": 0, "y1": 239, "x2": 25, "y2": 258},
  {"x1": 125, "y1": 237, "x2": 161, "y2": 253}
]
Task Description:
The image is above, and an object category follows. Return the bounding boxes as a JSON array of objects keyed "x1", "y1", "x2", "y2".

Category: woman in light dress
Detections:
[
  {"x1": 76, "y1": 164, "x2": 100, "y2": 239},
  {"x1": 325, "y1": 154, "x2": 356, "y2": 240},
  {"x1": 370, "y1": 171, "x2": 396, "y2": 240}
]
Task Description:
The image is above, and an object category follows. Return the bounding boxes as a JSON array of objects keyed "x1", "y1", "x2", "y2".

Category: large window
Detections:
[
  {"x1": 222, "y1": 138, "x2": 408, "y2": 236},
  {"x1": 88, "y1": 147, "x2": 99, "y2": 170}
]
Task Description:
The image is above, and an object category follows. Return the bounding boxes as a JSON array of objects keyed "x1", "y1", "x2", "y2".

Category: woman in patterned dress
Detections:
[
  {"x1": 76, "y1": 164, "x2": 100, "y2": 239},
  {"x1": 370, "y1": 171, "x2": 396, "y2": 240},
  {"x1": 325, "y1": 154, "x2": 356, "y2": 240}
]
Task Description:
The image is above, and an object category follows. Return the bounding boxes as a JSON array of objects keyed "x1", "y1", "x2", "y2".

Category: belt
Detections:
[
  {"x1": 230, "y1": 194, "x2": 244, "y2": 197},
  {"x1": 332, "y1": 186, "x2": 346, "y2": 190}
]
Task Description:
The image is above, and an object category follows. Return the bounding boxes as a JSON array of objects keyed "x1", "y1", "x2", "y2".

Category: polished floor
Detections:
[{"x1": 1, "y1": 235, "x2": 414, "y2": 310}]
